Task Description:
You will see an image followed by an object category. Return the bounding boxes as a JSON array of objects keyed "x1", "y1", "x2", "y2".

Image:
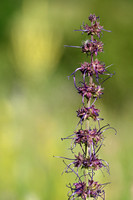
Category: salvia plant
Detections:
[{"x1": 57, "y1": 14, "x2": 117, "y2": 200}]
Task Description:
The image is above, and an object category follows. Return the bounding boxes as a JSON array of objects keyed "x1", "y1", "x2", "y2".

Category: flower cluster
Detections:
[
  {"x1": 82, "y1": 39, "x2": 103, "y2": 56},
  {"x1": 79, "y1": 59, "x2": 106, "y2": 77},
  {"x1": 74, "y1": 153, "x2": 103, "y2": 170},
  {"x1": 74, "y1": 128, "x2": 103, "y2": 146},
  {"x1": 77, "y1": 105, "x2": 100, "y2": 121},
  {"x1": 81, "y1": 21, "x2": 103, "y2": 38},
  {"x1": 60, "y1": 14, "x2": 116, "y2": 200},
  {"x1": 68, "y1": 180, "x2": 106, "y2": 200},
  {"x1": 77, "y1": 82, "x2": 103, "y2": 103}
]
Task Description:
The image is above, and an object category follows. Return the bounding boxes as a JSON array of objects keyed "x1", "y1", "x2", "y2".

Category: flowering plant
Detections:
[{"x1": 60, "y1": 14, "x2": 116, "y2": 200}]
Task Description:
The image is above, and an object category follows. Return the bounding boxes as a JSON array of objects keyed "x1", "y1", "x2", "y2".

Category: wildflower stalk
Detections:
[
  {"x1": 59, "y1": 14, "x2": 116, "y2": 200},
  {"x1": 85, "y1": 27, "x2": 94, "y2": 200}
]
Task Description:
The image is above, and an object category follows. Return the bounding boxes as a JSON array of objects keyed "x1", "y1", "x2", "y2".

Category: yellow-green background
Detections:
[{"x1": 0, "y1": 0, "x2": 133, "y2": 199}]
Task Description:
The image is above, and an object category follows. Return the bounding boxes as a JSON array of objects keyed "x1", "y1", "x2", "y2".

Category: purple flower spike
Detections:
[{"x1": 57, "y1": 13, "x2": 116, "y2": 200}]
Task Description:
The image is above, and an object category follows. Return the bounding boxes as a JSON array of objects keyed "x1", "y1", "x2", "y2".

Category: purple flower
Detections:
[
  {"x1": 77, "y1": 105, "x2": 100, "y2": 121},
  {"x1": 88, "y1": 14, "x2": 98, "y2": 22},
  {"x1": 73, "y1": 182, "x2": 87, "y2": 199},
  {"x1": 68, "y1": 59, "x2": 111, "y2": 84},
  {"x1": 79, "y1": 59, "x2": 106, "y2": 77},
  {"x1": 80, "y1": 21, "x2": 103, "y2": 38},
  {"x1": 77, "y1": 82, "x2": 104, "y2": 103},
  {"x1": 68, "y1": 180, "x2": 105, "y2": 200},
  {"x1": 74, "y1": 153, "x2": 103, "y2": 170},
  {"x1": 91, "y1": 59, "x2": 106, "y2": 75},
  {"x1": 87, "y1": 180, "x2": 104, "y2": 198},
  {"x1": 74, "y1": 128, "x2": 103, "y2": 146},
  {"x1": 82, "y1": 39, "x2": 103, "y2": 55}
]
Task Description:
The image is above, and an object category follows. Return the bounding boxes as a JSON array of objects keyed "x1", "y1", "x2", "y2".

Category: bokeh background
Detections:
[{"x1": 0, "y1": 0, "x2": 133, "y2": 199}]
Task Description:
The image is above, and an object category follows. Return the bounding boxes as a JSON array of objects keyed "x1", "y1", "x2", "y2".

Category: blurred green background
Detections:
[{"x1": 0, "y1": 0, "x2": 133, "y2": 199}]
